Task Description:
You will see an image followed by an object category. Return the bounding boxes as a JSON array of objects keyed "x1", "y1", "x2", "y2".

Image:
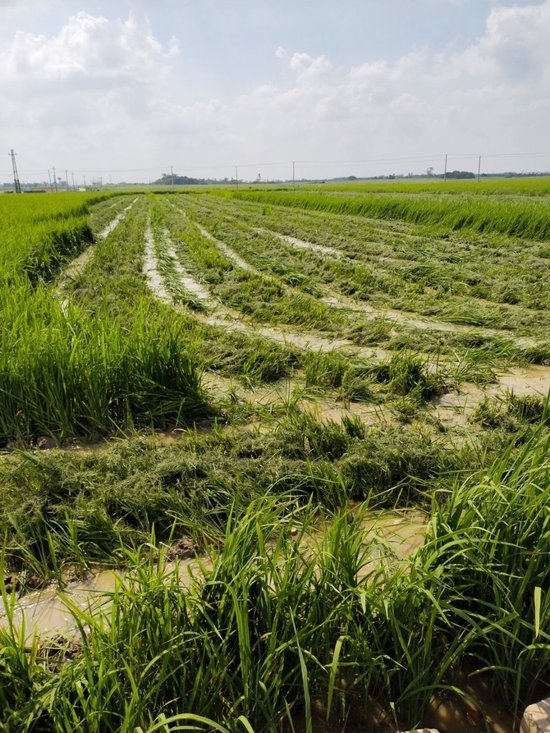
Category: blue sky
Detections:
[{"x1": 1, "y1": 0, "x2": 549, "y2": 182}]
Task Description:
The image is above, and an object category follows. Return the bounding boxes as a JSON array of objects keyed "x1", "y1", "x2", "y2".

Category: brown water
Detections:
[
  {"x1": 0, "y1": 557, "x2": 202, "y2": 641},
  {"x1": 434, "y1": 364, "x2": 550, "y2": 429},
  {"x1": 1, "y1": 509, "x2": 426, "y2": 641}
]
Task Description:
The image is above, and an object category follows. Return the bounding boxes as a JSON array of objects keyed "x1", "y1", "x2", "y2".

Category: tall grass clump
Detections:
[
  {"x1": 0, "y1": 289, "x2": 208, "y2": 442},
  {"x1": 0, "y1": 192, "x2": 114, "y2": 284},
  {"x1": 1, "y1": 432, "x2": 548, "y2": 731},
  {"x1": 419, "y1": 429, "x2": 550, "y2": 714}
]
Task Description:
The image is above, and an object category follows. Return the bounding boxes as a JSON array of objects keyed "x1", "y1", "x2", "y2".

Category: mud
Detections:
[
  {"x1": 1, "y1": 508, "x2": 425, "y2": 641},
  {"x1": 434, "y1": 364, "x2": 550, "y2": 428}
]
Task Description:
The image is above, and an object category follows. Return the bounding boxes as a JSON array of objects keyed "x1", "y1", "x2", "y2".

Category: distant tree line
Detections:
[{"x1": 154, "y1": 174, "x2": 206, "y2": 185}]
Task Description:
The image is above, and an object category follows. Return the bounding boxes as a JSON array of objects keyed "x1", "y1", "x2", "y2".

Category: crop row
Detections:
[
  {"x1": 0, "y1": 195, "x2": 208, "y2": 443},
  {"x1": 165, "y1": 194, "x2": 550, "y2": 364},
  {"x1": 228, "y1": 186, "x2": 550, "y2": 240}
]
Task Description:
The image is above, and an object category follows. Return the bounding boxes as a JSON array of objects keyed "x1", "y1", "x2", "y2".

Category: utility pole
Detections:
[
  {"x1": 444, "y1": 154, "x2": 448, "y2": 183},
  {"x1": 171, "y1": 166, "x2": 174, "y2": 186},
  {"x1": 47, "y1": 169, "x2": 53, "y2": 192},
  {"x1": 52, "y1": 166, "x2": 58, "y2": 192},
  {"x1": 65, "y1": 169, "x2": 69, "y2": 191},
  {"x1": 83, "y1": 174, "x2": 86, "y2": 189},
  {"x1": 71, "y1": 172, "x2": 75, "y2": 190},
  {"x1": 292, "y1": 160, "x2": 295, "y2": 190},
  {"x1": 235, "y1": 166, "x2": 239, "y2": 190},
  {"x1": 477, "y1": 155, "x2": 482, "y2": 182},
  {"x1": 9, "y1": 149, "x2": 22, "y2": 193}
]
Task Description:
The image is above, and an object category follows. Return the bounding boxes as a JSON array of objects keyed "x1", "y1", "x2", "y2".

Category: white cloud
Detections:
[
  {"x1": 2, "y1": 2, "x2": 550, "y2": 179},
  {"x1": 2, "y1": 10, "x2": 168, "y2": 83}
]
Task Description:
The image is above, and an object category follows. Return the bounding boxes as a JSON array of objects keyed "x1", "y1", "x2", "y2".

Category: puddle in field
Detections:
[
  {"x1": 357, "y1": 510, "x2": 427, "y2": 575},
  {"x1": 497, "y1": 364, "x2": 550, "y2": 395},
  {"x1": 1, "y1": 508, "x2": 426, "y2": 640},
  {"x1": 201, "y1": 372, "x2": 393, "y2": 427},
  {"x1": 301, "y1": 398, "x2": 393, "y2": 428},
  {"x1": 434, "y1": 364, "x2": 550, "y2": 428},
  {"x1": 0, "y1": 556, "x2": 204, "y2": 641}
]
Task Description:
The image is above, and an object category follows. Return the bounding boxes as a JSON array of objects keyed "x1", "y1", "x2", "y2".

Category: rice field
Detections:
[{"x1": 0, "y1": 180, "x2": 549, "y2": 732}]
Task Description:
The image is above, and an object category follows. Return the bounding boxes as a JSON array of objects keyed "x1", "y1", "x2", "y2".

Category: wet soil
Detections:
[
  {"x1": 434, "y1": 364, "x2": 550, "y2": 428},
  {"x1": 1, "y1": 508, "x2": 426, "y2": 640}
]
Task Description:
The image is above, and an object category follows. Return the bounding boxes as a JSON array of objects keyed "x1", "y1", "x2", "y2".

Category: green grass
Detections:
[
  {"x1": 229, "y1": 188, "x2": 550, "y2": 240},
  {"x1": 0, "y1": 195, "x2": 210, "y2": 443},
  {"x1": 0, "y1": 183, "x2": 549, "y2": 731}
]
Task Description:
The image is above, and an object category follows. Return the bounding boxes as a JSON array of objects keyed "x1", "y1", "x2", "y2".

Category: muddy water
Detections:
[
  {"x1": 201, "y1": 372, "x2": 394, "y2": 427},
  {"x1": 1, "y1": 509, "x2": 426, "y2": 641},
  {"x1": 0, "y1": 558, "x2": 203, "y2": 641},
  {"x1": 301, "y1": 398, "x2": 393, "y2": 428},
  {"x1": 434, "y1": 364, "x2": 550, "y2": 428}
]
